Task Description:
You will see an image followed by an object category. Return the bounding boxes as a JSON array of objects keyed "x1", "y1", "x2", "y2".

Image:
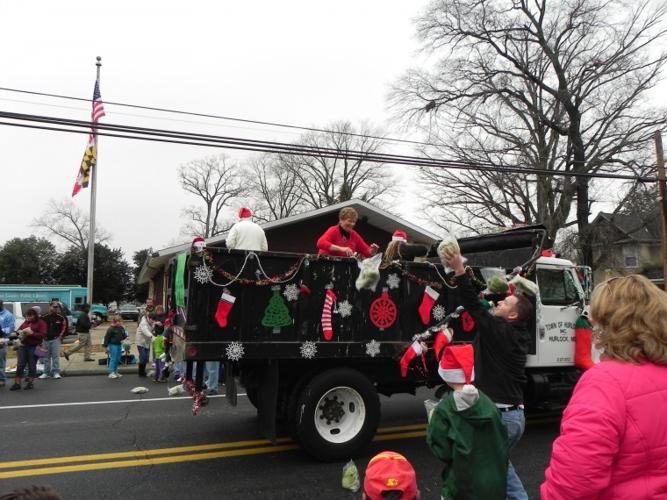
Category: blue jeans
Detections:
[
  {"x1": 43, "y1": 339, "x2": 61, "y2": 376},
  {"x1": 137, "y1": 346, "x2": 149, "y2": 365},
  {"x1": 0, "y1": 344, "x2": 6, "y2": 381},
  {"x1": 107, "y1": 344, "x2": 122, "y2": 374},
  {"x1": 501, "y1": 409, "x2": 528, "y2": 500},
  {"x1": 205, "y1": 361, "x2": 220, "y2": 391},
  {"x1": 16, "y1": 345, "x2": 37, "y2": 380}
]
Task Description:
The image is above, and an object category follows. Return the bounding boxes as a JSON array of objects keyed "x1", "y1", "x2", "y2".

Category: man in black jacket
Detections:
[
  {"x1": 63, "y1": 304, "x2": 94, "y2": 362},
  {"x1": 40, "y1": 302, "x2": 67, "y2": 379},
  {"x1": 447, "y1": 251, "x2": 532, "y2": 500}
]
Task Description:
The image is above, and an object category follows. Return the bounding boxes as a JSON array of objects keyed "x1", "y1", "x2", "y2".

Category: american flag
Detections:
[
  {"x1": 88, "y1": 80, "x2": 106, "y2": 142},
  {"x1": 72, "y1": 80, "x2": 106, "y2": 197}
]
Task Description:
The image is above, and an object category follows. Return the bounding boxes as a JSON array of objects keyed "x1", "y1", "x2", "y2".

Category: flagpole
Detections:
[{"x1": 86, "y1": 56, "x2": 101, "y2": 306}]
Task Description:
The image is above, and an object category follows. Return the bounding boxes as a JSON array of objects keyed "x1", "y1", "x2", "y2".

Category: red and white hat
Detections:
[
  {"x1": 192, "y1": 236, "x2": 206, "y2": 253},
  {"x1": 238, "y1": 207, "x2": 252, "y2": 219},
  {"x1": 392, "y1": 230, "x2": 407, "y2": 242},
  {"x1": 364, "y1": 451, "x2": 418, "y2": 500},
  {"x1": 438, "y1": 344, "x2": 475, "y2": 384}
]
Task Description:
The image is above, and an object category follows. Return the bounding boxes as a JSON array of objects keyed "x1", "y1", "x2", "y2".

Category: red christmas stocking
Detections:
[
  {"x1": 418, "y1": 286, "x2": 440, "y2": 325},
  {"x1": 321, "y1": 289, "x2": 337, "y2": 341},
  {"x1": 215, "y1": 292, "x2": 236, "y2": 328},
  {"x1": 399, "y1": 340, "x2": 424, "y2": 377},
  {"x1": 433, "y1": 328, "x2": 453, "y2": 360},
  {"x1": 574, "y1": 316, "x2": 594, "y2": 370}
]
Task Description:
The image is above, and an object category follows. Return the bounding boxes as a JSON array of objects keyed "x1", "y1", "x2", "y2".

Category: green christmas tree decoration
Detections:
[{"x1": 262, "y1": 286, "x2": 292, "y2": 333}]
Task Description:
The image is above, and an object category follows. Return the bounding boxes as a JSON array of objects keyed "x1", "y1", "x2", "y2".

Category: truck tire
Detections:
[{"x1": 293, "y1": 367, "x2": 380, "y2": 461}]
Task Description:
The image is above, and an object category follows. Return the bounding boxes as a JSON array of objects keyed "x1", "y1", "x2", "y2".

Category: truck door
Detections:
[{"x1": 534, "y1": 265, "x2": 583, "y2": 366}]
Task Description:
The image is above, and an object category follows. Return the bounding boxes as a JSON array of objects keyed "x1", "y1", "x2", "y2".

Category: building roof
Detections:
[
  {"x1": 591, "y1": 210, "x2": 661, "y2": 244},
  {"x1": 138, "y1": 199, "x2": 442, "y2": 284}
]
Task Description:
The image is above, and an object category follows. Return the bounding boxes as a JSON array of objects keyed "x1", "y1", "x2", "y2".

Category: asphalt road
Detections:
[{"x1": 0, "y1": 375, "x2": 559, "y2": 499}]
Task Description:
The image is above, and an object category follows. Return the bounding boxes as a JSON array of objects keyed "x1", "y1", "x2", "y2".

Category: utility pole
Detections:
[
  {"x1": 86, "y1": 56, "x2": 102, "y2": 305},
  {"x1": 654, "y1": 131, "x2": 667, "y2": 289}
]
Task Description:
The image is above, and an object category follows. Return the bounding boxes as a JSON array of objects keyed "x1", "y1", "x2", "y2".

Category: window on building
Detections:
[
  {"x1": 537, "y1": 268, "x2": 580, "y2": 305},
  {"x1": 623, "y1": 246, "x2": 639, "y2": 268}
]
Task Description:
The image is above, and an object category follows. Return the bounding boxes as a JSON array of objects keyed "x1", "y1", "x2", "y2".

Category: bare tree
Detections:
[
  {"x1": 284, "y1": 121, "x2": 396, "y2": 209},
  {"x1": 248, "y1": 154, "x2": 305, "y2": 222},
  {"x1": 391, "y1": 0, "x2": 667, "y2": 263},
  {"x1": 178, "y1": 154, "x2": 248, "y2": 238},
  {"x1": 32, "y1": 199, "x2": 111, "y2": 252}
]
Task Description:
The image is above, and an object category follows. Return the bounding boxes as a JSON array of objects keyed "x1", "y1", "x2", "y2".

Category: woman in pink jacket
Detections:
[{"x1": 541, "y1": 274, "x2": 667, "y2": 499}]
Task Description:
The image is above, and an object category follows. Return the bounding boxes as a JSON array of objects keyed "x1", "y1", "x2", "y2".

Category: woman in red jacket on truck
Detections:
[
  {"x1": 10, "y1": 307, "x2": 47, "y2": 391},
  {"x1": 317, "y1": 207, "x2": 379, "y2": 258}
]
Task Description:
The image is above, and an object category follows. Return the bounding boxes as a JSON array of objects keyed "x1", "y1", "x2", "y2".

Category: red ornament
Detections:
[
  {"x1": 370, "y1": 291, "x2": 397, "y2": 330},
  {"x1": 461, "y1": 311, "x2": 475, "y2": 332}
]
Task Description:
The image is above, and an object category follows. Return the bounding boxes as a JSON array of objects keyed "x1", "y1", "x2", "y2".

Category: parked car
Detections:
[{"x1": 119, "y1": 303, "x2": 139, "y2": 321}]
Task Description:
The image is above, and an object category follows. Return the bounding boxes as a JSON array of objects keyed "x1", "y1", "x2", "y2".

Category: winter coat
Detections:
[
  {"x1": 541, "y1": 360, "x2": 667, "y2": 499},
  {"x1": 135, "y1": 316, "x2": 154, "y2": 349},
  {"x1": 17, "y1": 319, "x2": 47, "y2": 347},
  {"x1": 103, "y1": 325, "x2": 126, "y2": 346},
  {"x1": 316, "y1": 225, "x2": 373, "y2": 258},
  {"x1": 152, "y1": 335, "x2": 165, "y2": 359},
  {"x1": 226, "y1": 219, "x2": 268, "y2": 252},
  {"x1": 427, "y1": 388, "x2": 508, "y2": 500}
]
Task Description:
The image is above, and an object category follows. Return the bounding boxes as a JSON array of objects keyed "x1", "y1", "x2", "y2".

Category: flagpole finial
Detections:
[{"x1": 96, "y1": 56, "x2": 102, "y2": 66}]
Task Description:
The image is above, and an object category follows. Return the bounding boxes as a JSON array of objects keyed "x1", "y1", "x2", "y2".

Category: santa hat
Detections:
[
  {"x1": 392, "y1": 230, "x2": 407, "y2": 242},
  {"x1": 438, "y1": 344, "x2": 475, "y2": 384},
  {"x1": 192, "y1": 236, "x2": 206, "y2": 252},
  {"x1": 238, "y1": 207, "x2": 252, "y2": 219},
  {"x1": 363, "y1": 451, "x2": 418, "y2": 500}
]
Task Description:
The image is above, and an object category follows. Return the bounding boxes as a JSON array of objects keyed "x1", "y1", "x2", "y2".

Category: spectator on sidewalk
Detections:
[
  {"x1": 0, "y1": 301, "x2": 15, "y2": 388},
  {"x1": 40, "y1": 302, "x2": 67, "y2": 379},
  {"x1": 139, "y1": 297, "x2": 155, "y2": 323},
  {"x1": 541, "y1": 275, "x2": 667, "y2": 499},
  {"x1": 103, "y1": 315, "x2": 126, "y2": 379},
  {"x1": 204, "y1": 361, "x2": 220, "y2": 395},
  {"x1": 136, "y1": 312, "x2": 154, "y2": 378},
  {"x1": 62, "y1": 304, "x2": 94, "y2": 362},
  {"x1": 152, "y1": 327, "x2": 166, "y2": 382},
  {"x1": 10, "y1": 308, "x2": 46, "y2": 391}
]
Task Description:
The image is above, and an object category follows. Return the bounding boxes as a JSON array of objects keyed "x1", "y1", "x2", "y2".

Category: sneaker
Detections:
[
  {"x1": 205, "y1": 389, "x2": 218, "y2": 396},
  {"x1": 39, "y1": 373, "x2": 50, "y2": 379},
  {"x1": 24, "y1": 382, "x2": 34, "y2": 390},
  {"x1": 115, "y1": 373, "x2": 122, "y2": 378},
  {"x1": 109, "y1": 373, "x2": 118, "y2": 379},
  {"x1": 63, "y1": 351, "x2": 70, "y2": 361},
  {"x1": 53, "y1": 373, "x2": 62, "y2": 379},
  {"x1": 10, "y1": 383, "x2": 20, "y2": 391}
]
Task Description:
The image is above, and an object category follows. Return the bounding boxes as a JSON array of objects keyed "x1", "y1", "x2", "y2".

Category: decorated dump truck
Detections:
[{"x1": 174, "y1": 225, "x2": 593, "y2": 460}]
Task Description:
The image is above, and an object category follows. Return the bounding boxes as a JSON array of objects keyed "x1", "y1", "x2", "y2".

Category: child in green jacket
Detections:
[
  {"x1": 427, "y1": 344, "x2": 509, "y2": 500},
  {"x1": 152, "y1": 330, "x2": 166, "y2": 382}
]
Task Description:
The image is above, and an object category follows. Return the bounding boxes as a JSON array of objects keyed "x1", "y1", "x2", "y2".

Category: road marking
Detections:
[
  {"x1": 0, "y1": 393, "x2": 241, "y2": 410},
  {"x1": 0, "y1": 424, "x2": 429, "y2": 479}
]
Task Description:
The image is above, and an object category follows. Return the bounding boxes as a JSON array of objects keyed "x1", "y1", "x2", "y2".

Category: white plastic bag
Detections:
[
  {"x1": 355, "y1": 253, "x2": 382, "y2": 291},
  {"x1": 341, "y1": 459, "x2": 360, "y2": 492},
  {"x1": 436, "y1": 235, "x2": 460, "y2": 265}
]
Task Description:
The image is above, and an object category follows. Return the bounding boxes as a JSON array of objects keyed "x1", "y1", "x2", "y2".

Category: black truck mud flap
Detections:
[{"x1": 256, "y1": 360, "x2": 279, "y2": 443}]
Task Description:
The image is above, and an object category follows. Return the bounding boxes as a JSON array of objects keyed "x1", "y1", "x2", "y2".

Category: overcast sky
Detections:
[{"x1": 0, "y1": 1, "x2": 429, "y2": 259}]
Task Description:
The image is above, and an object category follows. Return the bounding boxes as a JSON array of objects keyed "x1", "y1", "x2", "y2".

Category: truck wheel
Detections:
[{"x1": 294, "y1": 367, "x2": 380, "y2": 461}]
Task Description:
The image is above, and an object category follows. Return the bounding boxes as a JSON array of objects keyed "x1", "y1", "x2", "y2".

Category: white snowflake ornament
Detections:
[
  {"x1": 365, "y1": 339, "x2": 381, "y2": 358},
  {"x1": 432, "y1": 304, "x2": 446, "y2": 322},
  {"x1": 386, "y1": 273, "x2": 401, "y2": 290},
  {"x1": 283, "y1": 283, "x2": 299, "y2": 302},
  {"x1": 337, "y1": 300, "x2": 353, "y2": 318},
  {"x1": 225, "y1": 341, "x2": 245, "y2": 361},
  {"x1": 193, "y1": 265, "x2": 213, "y2": 285},
  {"x1": 300, "y1": 341, "x2": 317, "y2": 359}
]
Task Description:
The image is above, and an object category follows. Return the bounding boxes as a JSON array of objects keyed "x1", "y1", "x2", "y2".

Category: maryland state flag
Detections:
[
  {"x1": 72, "y1": 143, "x2": 97, "y2": 196},
  {"x1": 72, "y1": 79, "x2": 105, "y2": 197}
]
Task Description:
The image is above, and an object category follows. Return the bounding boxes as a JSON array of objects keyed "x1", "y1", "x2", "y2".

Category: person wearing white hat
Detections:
[
  {"x1": 427, "y1": 344, "x2": 508, "y2": 500},
  {"x1": 225, "y1": 207, "x2": 267, "y2": 252}
]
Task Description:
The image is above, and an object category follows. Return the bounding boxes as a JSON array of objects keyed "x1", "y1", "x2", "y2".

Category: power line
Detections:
[
  {"x1": 0, "y1": 109, "x2": 656, "y2": 182},
  {"x1": 0, "y1": 86, "x2": 430, "y2": 148}
]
